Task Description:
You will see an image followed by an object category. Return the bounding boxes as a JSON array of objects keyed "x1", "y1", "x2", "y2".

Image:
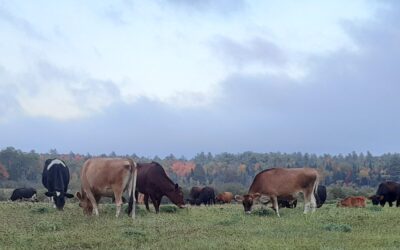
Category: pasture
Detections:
[{"x1": 1, "y1": 202, "x2": 400, "y2": 249}]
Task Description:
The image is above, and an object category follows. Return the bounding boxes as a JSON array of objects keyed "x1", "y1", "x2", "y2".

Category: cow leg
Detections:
[
  {"x1": 152, "y1": 196, "x2": 161, "y2": 213},
  {"x1": 144, "y1": 194, "x2": 150, "y2": 211},
  {"x1": 85, "y1": 191, "x2": 99, "y2": 216},
  {"x1": 271, "y1": 196, "x2": 280, "y2": 217},
  {"x1": 113, "y1": 188, "x2": 124, "y2": 218},
  {"x1": 396, "y1": 199, "x2": 400, "y2": 207},
  {"x1": 303, "y1": 191, "x2": 312, "y2": 214},
  {"x1": 310, "y1": 192, "x2": 317, "y2": 213},
  {"x1": 388, "y1": 201, "x2": 393, "y2": 207}
]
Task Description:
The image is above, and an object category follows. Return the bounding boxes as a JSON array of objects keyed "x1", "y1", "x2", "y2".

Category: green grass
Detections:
[{"x1": 0, "y1": 202, "x2": 400, "y2": 249}]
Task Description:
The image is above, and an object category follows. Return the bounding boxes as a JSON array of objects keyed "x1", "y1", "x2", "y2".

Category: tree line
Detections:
[{"x1": 0, "y1": 147, "x2": 399, "y2": 190}]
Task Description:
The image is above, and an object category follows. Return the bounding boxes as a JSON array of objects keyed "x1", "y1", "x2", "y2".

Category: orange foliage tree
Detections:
[
  {"x1": 0, "y1": 163, "x2": 10, "y2": 179},
  {"x1": 171, "y1": 161, "x2": 195, "y2": 177}
]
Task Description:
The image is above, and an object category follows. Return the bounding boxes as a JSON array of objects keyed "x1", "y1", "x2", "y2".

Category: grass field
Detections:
[{"x1": 0, "y1": 201, "x2": 399, "y2": 250}]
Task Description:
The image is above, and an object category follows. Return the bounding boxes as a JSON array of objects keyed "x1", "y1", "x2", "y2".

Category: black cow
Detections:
[
  {"x1": 278, "y1": 197, "x2": 297, "y2": 208},
  {"x1": 10, "y1": 187, "x2": 38, "y2": 202},
  {"x1": 187, "y1": 186, "x2": 215, "y2": 206},
  {"x1": 315, "y1": 185, "x2": 327, "y2": 208},
  {"x1": 369, "y1": 181, "x2": 400, "y2": 207},
  {"x1": 276, "y1": 185, "x2": 326, "y2": 209},
  {"x1": 42, "y1": 158, "x2": 74, "y2": 210}
]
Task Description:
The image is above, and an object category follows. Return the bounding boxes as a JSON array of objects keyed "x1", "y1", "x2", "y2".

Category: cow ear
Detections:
[
  {"x1": 175, "y1": 183, "x2": 179, "y2": 189},
  {"x1": 65, "y1": 193, "x2": 74, "y2": 198},
  {"x1": 45, "y1": 191, "x2": 54, "y2": 197},
  {"x1": 379, "y1": 195, "x2": 384, "y2": 201},
  {"x1": 234, "y1": 195, "x2": 244, "y2": 202}
]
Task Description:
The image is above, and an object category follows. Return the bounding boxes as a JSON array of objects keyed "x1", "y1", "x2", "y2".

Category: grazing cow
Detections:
[
  {"x1": 76, "y1": 158, "x2": 137, "y2": 218},
  {"x1": 42, "y1": 158, "x2": 74, "y2": 210},
  {"x1": 274, "y1": 185, "x2": 327, "y2": 209},
  {"x1": 315, "y1": 185, "x2": 327, "y2": 208},
  {"x1": 196, "y1": 186, "x2": 216, "y2": 205},
  {"x1": 10, "y1": 187, "x2": 38, "y2": 202},
  {"x1": 136, "y1": 162, "x2": 185, "y2": 213},
  {"x1": 369, "y1": 181, "x2": 400, "y2": 207},
  {"x1": 338, "y1": 196, "x2": 366, "y2": 208},
  {"x1": 187, "y1": 186, "x2": 215, "y2": 206},
  {"x1": 277, "y1": 195, "x2": 297, "y2": 208},
  {"x1": 216, "y1": 192, "x2": 234, "y2": 204},
  {"x1": 235, "y1": 168, "x2": 319, "y2": 217}
]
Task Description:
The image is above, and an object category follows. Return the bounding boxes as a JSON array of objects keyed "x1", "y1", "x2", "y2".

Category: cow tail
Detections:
[
  {"x1": 313, "y1": 172, "x2": 319, "y2": 196},
  {"x1": 127, "y1": 160, "x2": 138, "y2": 219}
]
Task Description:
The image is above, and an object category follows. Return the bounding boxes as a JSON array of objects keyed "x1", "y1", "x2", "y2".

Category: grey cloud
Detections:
[
  {"x1": 0, "y1": 6, "x2": 45, "y2": 40},
  {"x1": 103, "y1": 5, "x2": 128, "y2": 25},
  {"x1": 210, "y1": 36, "x2": 287, "y2": 68},
  {"x1": 161, "y1": 0, "x2": 246, "y2": 15}
]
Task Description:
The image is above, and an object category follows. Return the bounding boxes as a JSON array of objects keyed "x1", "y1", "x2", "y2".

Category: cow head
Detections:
[
  {"x1": 166, "y1": 183, "x2": 186, "y2": 208},
  {"x1": 368, "y1": 195, "x2": 384, "y2": 205},
  {"x1": 75, "y1": 191, "x2": 93, "y2": 215},
  {"x1": 235, "y1": 193, "x2": 261, "y2": 213},
  {"x1": 45, "y1": 191, "x2": 74, "y2": 210}
]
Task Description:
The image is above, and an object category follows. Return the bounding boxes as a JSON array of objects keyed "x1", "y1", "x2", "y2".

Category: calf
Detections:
[
  {"x1": 10, "y1": 187, "x2": 38, "y2": 202},
  {"x1": 42, "y1": 158, "x2": 74, "y2": 210},
  {"x1": 215, "y1": 192, "x2": 234, "y2": 204},
  {"x1": 76, "y1": 158, "x2": 137, "y2": 218},
  {"x1": 337, "y1": 196, "x2": 366, "y2": 208}
]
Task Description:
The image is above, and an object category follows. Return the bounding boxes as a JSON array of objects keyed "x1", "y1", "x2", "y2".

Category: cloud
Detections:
[
  {"x1": 0, "y1": 5, "x2": 45, "y2": 40},
  {"x1": 1, "y1": 61, "x2": 122, "y2": 121},
  {"x1": 162, "y1": 0, "x2": 246, "y2": 15},
  {"x1": 211, "y1": 36, "x2": 287, "y2": 68}
]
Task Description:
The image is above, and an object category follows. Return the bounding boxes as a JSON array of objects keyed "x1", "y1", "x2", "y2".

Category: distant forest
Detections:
[{"x1": 1, "y1": 147, "x2": 400, "y2": 193}]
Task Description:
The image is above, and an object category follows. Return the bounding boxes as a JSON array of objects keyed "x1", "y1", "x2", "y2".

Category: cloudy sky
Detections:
[{"x1": 0, "y1": 0, "x2": 399, "y2": 157}]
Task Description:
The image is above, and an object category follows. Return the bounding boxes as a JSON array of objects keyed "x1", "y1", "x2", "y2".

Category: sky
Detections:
[{"x1": 0, "y1": 0, "x2": 399, "y2": 157}]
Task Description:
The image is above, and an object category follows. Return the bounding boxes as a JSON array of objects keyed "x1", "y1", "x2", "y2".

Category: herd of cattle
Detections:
[{"x1": 7, "y1": 158, "x2": 400, "y2": 218}]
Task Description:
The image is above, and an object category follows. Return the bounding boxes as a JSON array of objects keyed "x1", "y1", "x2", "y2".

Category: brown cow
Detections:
[
  {"x1": 76, "y1": 158, "x2": 137, "y2": 218},
  {"x1": 136, "y1": 162, "x2": 185, "y2": 213},
  {"x1": 137, "y1": 193, "x2": 145, "y2": 204},
  {"x1": 337, "y1": 196, "x2": 366, "y2": 208},
  {"x1": 216, "y1": 192, "x2": 234, "y2": 204},
  {"x1": 235, "y1": 168, "x2": 319, "y2": 217}
]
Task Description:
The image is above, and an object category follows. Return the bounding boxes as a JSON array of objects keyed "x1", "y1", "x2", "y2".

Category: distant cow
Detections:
[
  {"x1": 235, "y1": 168, "x2": 319, "y2": 217},
  {"x1": 275, "y1": 185, "x2": 326, "y2": 209},
  {"x1": 42, "y1": 158, "x2": 74, "y2": 210},
  {"x1": 216, "y1": 192, "x2": 234, "y2": 204},
  {"x1": 369, "y1": 181, "x2": 400, "y2": 207},
  {"x1": 189, "y1": 187, "x2": 203, "y2": 202},
  {"x1": 187, "y1": 186, "x2": 215, "y2": 206},
  {"x1": 10, "y1": 187, "x2": 38, "y2": 202},
  {"x1": 136, "y1": 162, "x2": 185, "y2": 213},
  {"x1": 277, "y1": 195, "x2": 297, "y2": 208},
  {"x1": 76, "y1": 158, "x2": 137, "y2": 218},
  {"x1": 338, "y1": 196, "x2": 366, "y2": 208},
  {"x1": 315, "y1": 185, "x2": 327, "y2": 208}
]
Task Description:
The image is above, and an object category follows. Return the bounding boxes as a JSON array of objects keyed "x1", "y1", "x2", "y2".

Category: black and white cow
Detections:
[
  {"x1": 10, "y1": 187, "x2": 38, "y2": 202},
  {"x1": 42, "y1": 158, "x2": 74, "y2": 210}
]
